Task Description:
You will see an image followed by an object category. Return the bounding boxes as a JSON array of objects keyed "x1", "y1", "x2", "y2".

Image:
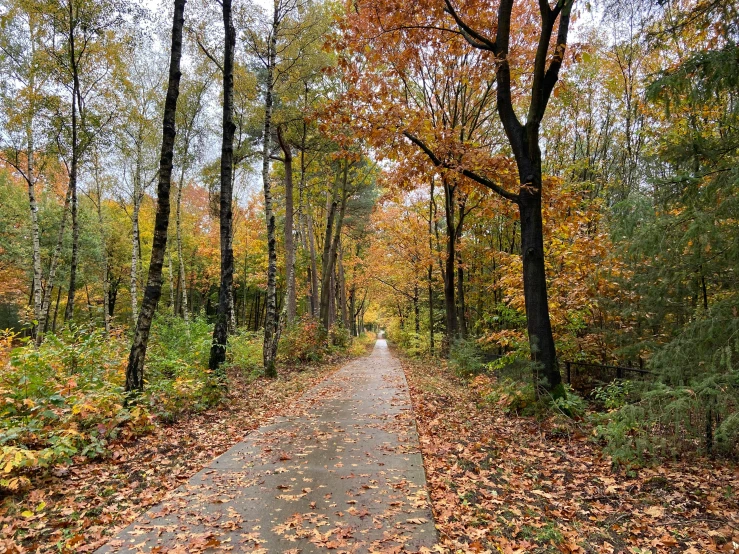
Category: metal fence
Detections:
[{"x1": 563, "y1": 360, "x2": 655, "y2": 395}]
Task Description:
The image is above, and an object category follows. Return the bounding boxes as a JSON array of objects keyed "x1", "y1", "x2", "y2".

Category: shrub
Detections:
[
  {"x1": 347, "y1": 331, "x2": 377, "y2": 356},
  {"x1": 593, "y1": 380, "x2": 634, "y2": 410},
  {"x1": 594, "y1": 300, "x2": 739, "y2": 465},
  {"x1": 329, "y1": 322, "x2": 351, "y2": 349},
  {"x1": 550, "y1": 385, "x2": 587, "y2": 419},
  {"x1": 449, "y1": 338, "x2": 485, "y2": 378},
  {"x1": 144, "y1": 314, "x2": 221, "y2": 421},
  {"x1": 0, "y1": 315, "x2": 224, "y2": 490},
  {"x1": 482, "y1": 377, "x2": 538, "y2": 415},
  {"x1": 227, "y1": 329, "x2": 263, "y2": 376},
  {"x1": 280, "y1": 315, "x2": 326, "y2": 364}
]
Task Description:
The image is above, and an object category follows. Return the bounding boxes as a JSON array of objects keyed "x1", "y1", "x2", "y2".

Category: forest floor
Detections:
[
  {"x1": 401, "y1": 353, "x2": 739, "y2": 554},
  {"x1": 0, "y1": 349, "x2": 369, "y2": 553}
]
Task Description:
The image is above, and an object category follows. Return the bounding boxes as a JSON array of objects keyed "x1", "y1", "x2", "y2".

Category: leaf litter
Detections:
[{"x1": 401, "y1": 354, "x2": 739, "y2": 554}]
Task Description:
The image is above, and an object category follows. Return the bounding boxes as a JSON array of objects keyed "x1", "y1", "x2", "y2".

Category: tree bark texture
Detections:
[
  {"x1": 209, "y1": 0, "x2": 236, "y2": 374},
  {"x1": 319, "y1": 163, "x2": 348, "y2": 330},
  {"x1": 277, "y1": 127, "x2": 296, "y2": 323},
  {"x1": 261, "y1": 1, "x2": 281, "y2": 377},
  {"x1": 64, "y1": 0, "x2": 81, "y2": 321},
  {"x1": 125, "y1": 0, "x2": 186, "y2": 392}
]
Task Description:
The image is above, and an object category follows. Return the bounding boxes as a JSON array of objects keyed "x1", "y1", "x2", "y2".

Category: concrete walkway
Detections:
[{"x1": 96, "y1": 339, "x2": 437, "y2": 553}]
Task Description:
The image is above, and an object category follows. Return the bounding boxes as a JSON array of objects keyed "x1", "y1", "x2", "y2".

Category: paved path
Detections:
[{"x1": 97, "y1": 339, "x2": 436, "y2": 553}]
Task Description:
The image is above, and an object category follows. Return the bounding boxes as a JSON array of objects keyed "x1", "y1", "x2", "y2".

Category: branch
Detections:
[
  {"x1": 195, "y1": 35, "x2": 224, "y2": 74},
  {"x1": 540, "y1": 0, "x2": 573, "y2": 112},
  {"x1": 403, "y1": 132, "x2": 519, "y2": 203},
  {"x1": 494, "y1": 0, "x2": 524, "y2": 150},
  {"x1": 443, "y1": 0, "x2": 497, "y2": 52},
  {"x1": 373, "y1": 276, "x2": 416, "y2": 301}
]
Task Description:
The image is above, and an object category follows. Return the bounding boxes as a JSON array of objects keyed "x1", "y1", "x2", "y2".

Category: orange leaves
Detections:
[{"x1": 403, "y1": 355, "x2": 739, "y2": 554}]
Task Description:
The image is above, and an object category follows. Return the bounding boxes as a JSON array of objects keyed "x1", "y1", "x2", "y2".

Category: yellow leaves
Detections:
[{"x1": 71, "y1": 401, "x2": 97, "y2": 416}]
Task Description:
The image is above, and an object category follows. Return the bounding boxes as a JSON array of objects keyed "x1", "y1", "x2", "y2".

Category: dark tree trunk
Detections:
[
  {"x1": 428, "y1": 176, "x2": 436, "y2": 355},
  {"x1": 457, "y1": 251, "x2": 467, "y2": 338},
  {"x1": 432, "y1": 0, "x2": 573, "y2": 395},
  {"x1": 519, "y1": 186, "x2": 559, "y2": 391},
  {"x1": 338, "y1": 242, "x2": 348, "y2": 328},
  {"x1": 319, "y1": 163, "x2": 348, "y2": 330},
  {"x1": 349, "y1": 286, "x2": 356, "y2": 336},
  {"x1": 414, "y1": 284, "x2": 420, "y2": 336},
  {"x1": 261, "y1": 3, "x2": 281, "y2": 378},
  {"x1": 307, "y1": 214, "x2": 319, "y2": 317},
  {"x1": 109, "y1": 276, "x2": 119, "y2": 317},
  {"x1": 442, "y1": 177, "x2": 457, "y2": 347},
  {"x1": 124, "y1": 0, "x2": 186, "y2": 392},
  {"x1": 209, "y1": 0, "x2": 236, "y2": 375},
  {"x1": 64, "y1": 1, "x2": 81, "y2": 322}
]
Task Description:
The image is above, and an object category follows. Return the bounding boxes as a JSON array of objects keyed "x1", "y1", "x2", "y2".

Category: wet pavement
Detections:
[{"x1": 96, "y1": 339, "x2": 437, "y2": 553}]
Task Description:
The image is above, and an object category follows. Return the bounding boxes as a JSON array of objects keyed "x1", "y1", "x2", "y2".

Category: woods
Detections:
[{"x1": 0, "y1": 0, "x2": 738, "y2": 551}]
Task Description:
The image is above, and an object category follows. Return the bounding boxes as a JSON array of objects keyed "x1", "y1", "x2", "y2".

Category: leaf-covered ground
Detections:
[
  {"x1": 0, "y1": 357, "x2": 351, "y2": 553},
  {"x1": 401, "y1": 355, "x2": 739, "y2": 554}
]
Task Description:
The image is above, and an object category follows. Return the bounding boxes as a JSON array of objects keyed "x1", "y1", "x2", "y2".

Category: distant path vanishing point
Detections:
[{"x1": 96, "y1": 339, "x2": 437, "y2": 553}]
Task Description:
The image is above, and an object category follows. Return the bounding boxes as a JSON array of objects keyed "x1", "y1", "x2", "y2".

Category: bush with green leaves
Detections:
[
  {"x1": 280, "y1": 315, "x2": 326, "y2": 364},
  {"x1": 227, "y1": 329, "x2": 263, "y2": 376},
  {"x1": 593, "y1": 380, "x2": 634, "y2": 410},
  {"x1": 550, "y1": 385, "x2": 587, "y2": 419},
  {"x1": 0, "y1": 315, "x2": 223, "y2": 491},
  {"x1": 594, "y1": 300, "x2": 739, "y2": 465},
  {"x1": 142, "y1": 314, "x2": 222, "y2": 421},
  {"x1": 329, "y1": 322, "x2": 351, "y2": 349},
  {"x1": 482, "y1": 377, "x2": 538, "y2": 415},
  {"x1": 449, "y1": 338, "x2": 486, "y2": 378}
]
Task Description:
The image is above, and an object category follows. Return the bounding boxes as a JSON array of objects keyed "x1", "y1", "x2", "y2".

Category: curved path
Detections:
[{"x1": 96, "y1": 339, "x2": 437, "y2": 553}]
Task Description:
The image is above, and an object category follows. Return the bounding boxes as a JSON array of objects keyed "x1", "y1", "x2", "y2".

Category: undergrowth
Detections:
[{"x1": 0, "y1": 315, "x2": 253, "y2": 492}]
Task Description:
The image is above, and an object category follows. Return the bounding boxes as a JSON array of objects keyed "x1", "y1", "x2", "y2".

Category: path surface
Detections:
[{"x1": 96, "y1": 340, "x2": 436, "y2": 553}]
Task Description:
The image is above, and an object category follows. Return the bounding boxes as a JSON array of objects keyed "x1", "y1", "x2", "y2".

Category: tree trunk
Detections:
[
  {"x1": 414, "y1": 284, "x2": 420, "y2": 336},
  {"x1": 261, "y1": 2, "x2": 281, "y2": 377},
  {"x1": 109, "y1": 276, "x2": 119, "y2": 317},
  {"x1": 64, "y1": 2, "x2": 81, "y2": 322},
  {"x1": 349, "y1": 285, "x2": 356, "y2": 336},
  {"x1": 130, "y1": 193, "x2": 141, "y2": 323},
  {"x1": 26, "y1": 126, "x2": 44, "y2": 342},
  {"x1": 39, "y1": 184, "x2": 72, "y2": 341},
  {"x1": 319, "y1": 163, "x2": 348, "y2": 330},
  {"x1": 125, "y1": 0, "x2": 186, "y2": 392},
  {"x1": 167, "y1": 249, "x2": 176, "y2": 309},
  {"x1": 442, "y1": 177, "x2": 457, "y2": 348},
  {"x1": 175, "y1": 175, "x2": 189, "y2": 323},
  {"x1": 93, "y1": 156, "x2": 111, "y2": 334},
  {"x1": 52, "y1": 286, "x2": 62, "y2": 332},
  {"x1": 277, "y1": 127, "x2": 297, "y2": 323},
  {"x1": 307, "y1": 213, "x2": 319, "y2": 317},
  {"x1": 209, "y1": 0, "x2": 236, "y2": 374},
  {"x1": 457, "y1": 250, "x2": 467, "y2": 338},
  {"x1": 338, "y1": 242, "x2": 348, "y2": 328},
  {"x1": 519, "y1": 185, "x2": 560, "y2": 392},
  {"x1": 428, "y1": 179, "x2": 435, "y2": 355}
]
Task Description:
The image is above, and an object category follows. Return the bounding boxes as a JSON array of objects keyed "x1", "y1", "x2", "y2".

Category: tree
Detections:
[
  {"x1": 41, "y1": 0, "x2": 122, "y2": 321},
  {"x1": 125, "y1": 0, "x2": 186, "y2": 392},
  {"x1": 243, "y1": 0, "x2": 318, "y2": 375},
  {"x1": 0, "y1": 0, "x2": 51, "y2": 342},
  {"x1": 208, "y1": 0, "x2": 236, "y2": 374},
  {"x1": 343, "y1": 0, "x2": 574, "y2": 395},
  {"x1": 115, "y1": 44, "x2": 164, "y2": 325}
]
